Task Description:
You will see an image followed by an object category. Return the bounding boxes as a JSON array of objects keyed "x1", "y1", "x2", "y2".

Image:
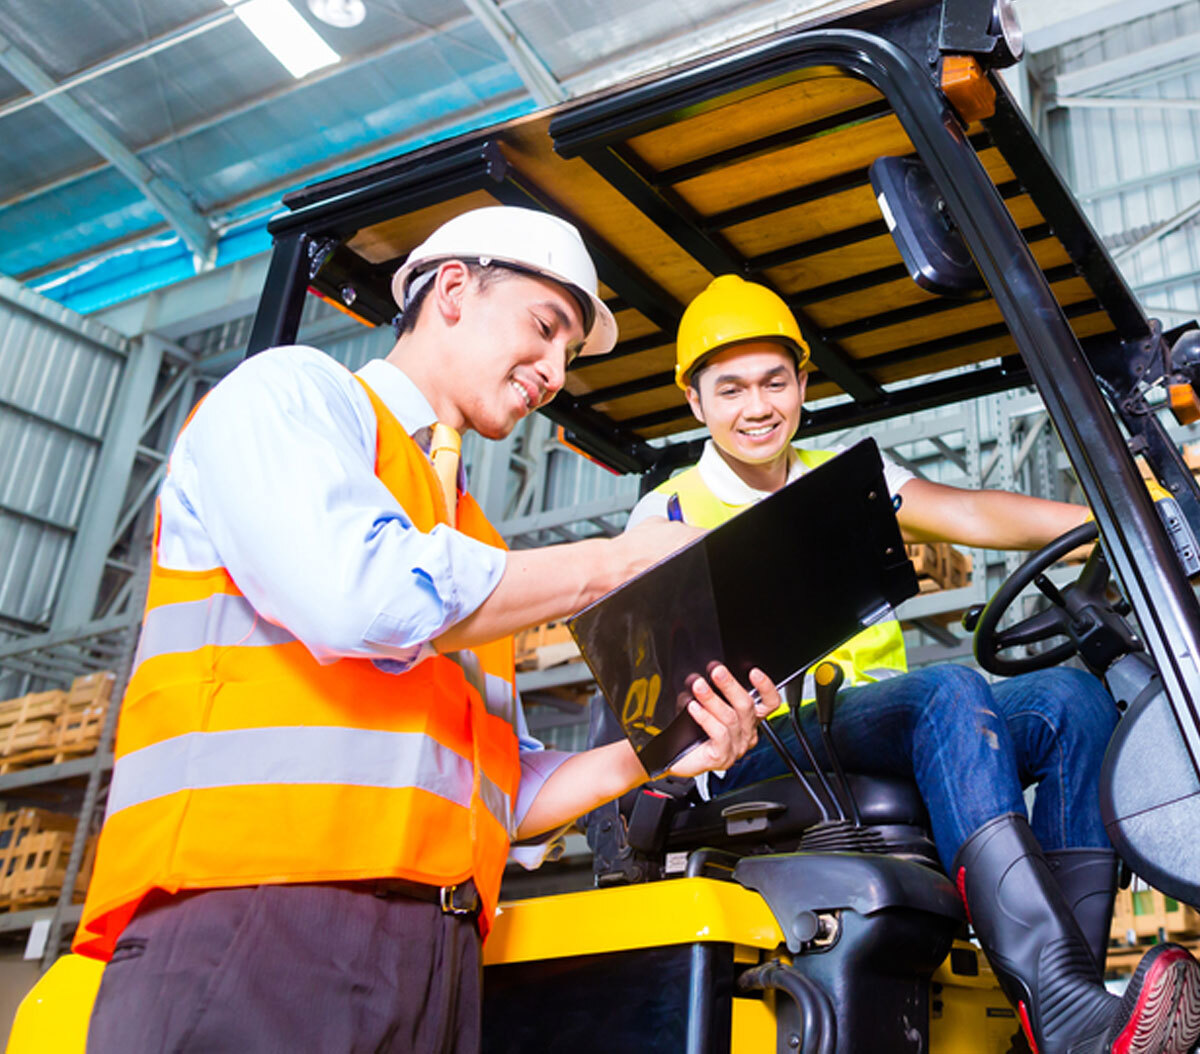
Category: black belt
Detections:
[{"x1": 364, "y1": 877, "x2": 480, "y2": 916}]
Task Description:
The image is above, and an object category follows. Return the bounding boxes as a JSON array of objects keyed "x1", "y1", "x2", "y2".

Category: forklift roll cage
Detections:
[{"x1": 247, "y1": 0, "x2": 1200, "y2": 786}]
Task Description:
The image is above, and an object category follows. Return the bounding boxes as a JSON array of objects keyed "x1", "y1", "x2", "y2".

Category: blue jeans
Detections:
[{"x1": 711, "y1": 664, "x2": 1118, "y2": 871}]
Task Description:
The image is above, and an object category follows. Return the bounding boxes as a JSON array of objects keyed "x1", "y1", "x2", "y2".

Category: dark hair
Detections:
[{"x1": 393, "y1": 261, "x2": 512, "y2": 337}]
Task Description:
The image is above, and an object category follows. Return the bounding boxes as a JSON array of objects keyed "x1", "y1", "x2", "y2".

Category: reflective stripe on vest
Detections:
[
  {"x1": 76, "y1": 368, "x2": 521, "y2": 962},
  {"x1": 653, "y1": 447, "x2": 908, "y2": 691},
  {"x1": 132, "y1": 593, "x2": 295, "y2": 675},
  {"x1": 106, "y1": 726, "x2": 512, "y2": 835},
  {"x1": 133, "y1": 592, "x2": 518, "y2": 725}
]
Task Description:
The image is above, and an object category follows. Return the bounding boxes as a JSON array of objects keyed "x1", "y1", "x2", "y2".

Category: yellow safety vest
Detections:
[{"x1": 653, "y1": 447, "x2": 908, "y2": 697}]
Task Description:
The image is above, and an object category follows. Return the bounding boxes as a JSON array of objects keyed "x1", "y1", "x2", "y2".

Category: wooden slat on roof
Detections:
[{"x1": 286, "y1": 48, "x2": 1130, "y2": 468}]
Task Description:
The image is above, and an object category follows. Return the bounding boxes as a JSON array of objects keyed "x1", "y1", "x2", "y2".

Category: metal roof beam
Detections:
[
  {"x1": 1080, "y1": 158, "x2": 1200, "y2": 204},
  {"x1": 91, "y1": 251, "x2": 270, "y2": 339},
  {"x1": 1023, "y1": 0, "x2": 1189, "y2": 53},
  {"x1": 1113, "y1": 196, "x2": 1200, "y2": 262},
  {"x1": 0, "y1": 30, "x2": 217, "y2": 263},
  {"x1": 460, "y1": 0, "x2": 566, "y2": 106},
  {"x1": 0, "y1": 7, "x2": 239, "y2": 122},
  {"x1": 1052, "y1": 31, "x2": 1200, "y2": 97},
  {"x1": 0, "y1": 394, "x2": 102, "y2": 445},
  {"x1": 1051, "y1": 95, "x2": 1200, "y2": 114}
]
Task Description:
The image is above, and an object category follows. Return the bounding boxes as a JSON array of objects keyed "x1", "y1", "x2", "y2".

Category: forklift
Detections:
[{"x1": 11, "y1": 0, "x2": 1200, "y2": 1050}]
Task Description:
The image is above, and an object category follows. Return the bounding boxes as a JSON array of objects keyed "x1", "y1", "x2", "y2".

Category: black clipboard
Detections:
[{"x1": 568, "y1": 439, "x2": 919, "y2": 775}]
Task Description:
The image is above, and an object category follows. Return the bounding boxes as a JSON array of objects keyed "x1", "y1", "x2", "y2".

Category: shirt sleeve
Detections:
[
  {"x1": 879, "y1": 451, "x2": 916, "y2": 499},
  {"x1": 162, "y1": 347, "x2": 507, "y2": 666},
  {"x1": 508, "y1": 698, "x2": 574, "y2": 868},
  {"x1": 623, "y1": 489, "x2": 669, "y2": 531}
]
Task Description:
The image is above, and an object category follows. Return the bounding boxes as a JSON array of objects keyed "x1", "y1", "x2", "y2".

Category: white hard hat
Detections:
[{"x1": 391, "y1": 206, "x2": 618, "y2": 356}]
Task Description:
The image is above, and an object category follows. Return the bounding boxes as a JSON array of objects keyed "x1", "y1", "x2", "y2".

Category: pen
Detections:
[{"x1": 666, "y1": 493, "x2": 683, "y2": 522}]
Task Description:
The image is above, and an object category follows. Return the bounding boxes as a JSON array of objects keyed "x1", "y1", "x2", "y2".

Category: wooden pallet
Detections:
[
  {"x1": 515, "y1": 621, "x2": 580, "y2": 671},
  {"x1": 65, "y1": 671, "x2": 115, "y2": 709},
  {"x1": 0, "y1": 671, "x2": 114, "y2": 771},
  {"x1": 1110, "y1": 886, "x2": 1200, "y2": 945},
  {"x1": 1106, "y1": 937, "x2": 1200, "y2": 977},
  {"x1": 906, "y1": 542, "x2": 973, "y2": 592},
  {"x1": 0, "y1": 691, "x2": 66, "y2": 757},
  {"x1": 0, "y1": 808, "x2": 96, "y2": 910},
  {"x1": 1104, "y1": 885, "x2": 1200, "y2": 977},
  {"x1": 0, "y1": 807, "x2": 75, "y2": 842},
  {"x1": 0, "y1": 705, "x2": 107, "y2": 772},
  {"x1": 0, "y1": 691, "x2": 67, "y2": 728},
  {"x1": 1, "y1": 835, "x2": 98, "y2": 909}
]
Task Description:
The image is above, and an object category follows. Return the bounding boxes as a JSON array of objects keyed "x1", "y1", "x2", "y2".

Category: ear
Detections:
[
  {"x1": 431, "y1": 260, "x2": 472, "y2": 325},
  {"x1": 796, "y1": 368, "x2": 809, "y2": 402},
  {"x1": 685, "y1": 384, "x2": 705, "y2": 425}
]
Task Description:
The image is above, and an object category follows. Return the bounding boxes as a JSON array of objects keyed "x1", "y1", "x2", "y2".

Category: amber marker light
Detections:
[{"x1": 941, "y1": 55, "x2": 997, "y2": 124}]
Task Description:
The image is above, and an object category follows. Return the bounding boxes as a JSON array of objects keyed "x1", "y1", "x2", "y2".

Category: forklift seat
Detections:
[
  {"x1": 582, "y1": 694, "x2": 941, "y2": 880},
  {"x1": 662, "y1": 771, "x2": 930, "y2": 851}
]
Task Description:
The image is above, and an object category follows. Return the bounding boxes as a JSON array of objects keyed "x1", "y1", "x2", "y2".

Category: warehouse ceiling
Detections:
[{"x1": 0, "y1": 0, "x2": 864, "y2": 313}]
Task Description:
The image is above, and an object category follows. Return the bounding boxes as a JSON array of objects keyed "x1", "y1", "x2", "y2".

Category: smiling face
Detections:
[
  {"x1": 408, "y1": 261, "x2": 587, "y2": 439},
  {"x1": 686, "y1": 340, "x2": 807, "y2": 479}
]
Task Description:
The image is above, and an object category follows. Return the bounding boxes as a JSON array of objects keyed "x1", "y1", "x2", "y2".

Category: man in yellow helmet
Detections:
[{"x1": 625, "y1": 275, "x2": 1200, "y2": 1054}]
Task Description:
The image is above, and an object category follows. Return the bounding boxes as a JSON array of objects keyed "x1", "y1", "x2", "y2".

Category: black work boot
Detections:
[
  {"x1": 954, "y1": 813, "x2": 1200, "y2": 1054},
  {"x1": 1005, "y1": 849, "x2": 1120, "y2": 1053},
  {"x1": 1046, "y1": 847, "x2": 1119, "y2": 973}
]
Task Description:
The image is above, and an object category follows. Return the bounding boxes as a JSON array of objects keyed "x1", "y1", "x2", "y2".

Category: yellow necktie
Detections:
[{"x1": 429, "y1": 422, "x2": 461, "y2": 522}]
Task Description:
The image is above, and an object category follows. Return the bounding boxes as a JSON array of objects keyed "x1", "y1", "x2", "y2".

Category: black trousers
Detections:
[{"x1": 86, "y1": 883, "x2": 481, "y2": 1054}]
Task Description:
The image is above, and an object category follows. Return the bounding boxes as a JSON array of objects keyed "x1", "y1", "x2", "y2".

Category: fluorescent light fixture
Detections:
[{"x1": 222, "y1": 0, "x2": 339, "y2": 79}]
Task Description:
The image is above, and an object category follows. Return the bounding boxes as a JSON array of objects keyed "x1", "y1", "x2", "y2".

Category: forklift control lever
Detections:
[
  {"x1": 814, "y1": 663, "x2": 845, "y2": 730},
  {"x1": 812, "y1": 662, "x2": 862, "y2": 827}
]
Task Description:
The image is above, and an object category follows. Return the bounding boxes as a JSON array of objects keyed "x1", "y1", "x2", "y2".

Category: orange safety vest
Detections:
[{"x1": 75, "y1": 375, "x2": 520, "y2": 960}]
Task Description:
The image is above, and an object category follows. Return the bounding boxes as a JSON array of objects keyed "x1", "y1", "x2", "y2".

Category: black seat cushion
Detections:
[
  {"x1": 583, "y1": 692, "x2": 932, "y2": 857},
  {"x1": 665, "y1": 772, "x2": 928, "y2": 849}
]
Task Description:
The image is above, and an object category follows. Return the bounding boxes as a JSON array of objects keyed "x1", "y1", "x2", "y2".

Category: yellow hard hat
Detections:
[{"x1": 675, "y1": 275, "x2": 810, "y2": 388}]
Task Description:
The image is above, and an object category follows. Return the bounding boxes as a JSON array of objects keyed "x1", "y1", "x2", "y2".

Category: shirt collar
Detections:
[
  {"x1": 695, "y1": 439, "x2": 805, "y2": 506},
  {"x1": 356, "y1": 358, "x2": 438, "y2": 438},
  {"x1": 356, "y1": 358, "x2": 468, "y2": 492}
]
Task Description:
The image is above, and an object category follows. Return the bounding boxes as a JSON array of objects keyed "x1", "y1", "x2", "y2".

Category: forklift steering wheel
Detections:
[{"x1": 966, "y1": 521, "x2": 1107, "y2": 677}]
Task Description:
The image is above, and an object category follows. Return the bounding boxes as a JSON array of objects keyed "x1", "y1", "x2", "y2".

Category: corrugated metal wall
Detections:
[
  {"x1": 0, "y1": 280, "x2": 125, "y2": 634},
  {"x1": 1041, "y1": 1, "x2": 1200, "y2": 327}
]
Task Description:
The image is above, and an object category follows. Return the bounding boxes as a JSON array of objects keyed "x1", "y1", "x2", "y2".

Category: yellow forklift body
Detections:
[
  {"x1": 484, "y1": 877, "x2": 1013, "y2": 1053},
  {"x1": 930, "y1": 953, "x2": 1019, "y2": 1054},
  {"x1": 484, "y1": 877, "x2": 785, "y2": 963},
  {"x1": 5, "y1": 952, "x2": 102, "y2": 1054}
]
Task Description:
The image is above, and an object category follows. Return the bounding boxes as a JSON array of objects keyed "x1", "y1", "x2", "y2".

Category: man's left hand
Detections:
[{"x1": 666, "y1": 665, "x2": 779, "y2": 779}]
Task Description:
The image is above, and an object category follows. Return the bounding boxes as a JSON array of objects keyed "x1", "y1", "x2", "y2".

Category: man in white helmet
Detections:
[{"x1": 81, "y1": 207, "x2": 778, "y2": 1053}]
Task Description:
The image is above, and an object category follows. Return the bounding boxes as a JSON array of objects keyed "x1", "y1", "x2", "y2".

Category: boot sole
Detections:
[{"x1": 1110, "y1": 944, "x2": 1200, "y2": 1054}]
